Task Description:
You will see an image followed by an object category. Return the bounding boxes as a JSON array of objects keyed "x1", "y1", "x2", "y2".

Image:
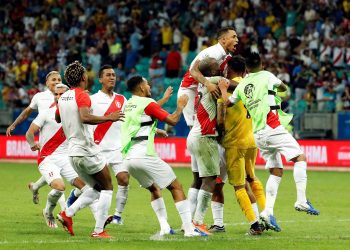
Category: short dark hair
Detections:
[
  {"x1": 64, "y1": 61, "x2": 86, "y2": 87},
  {"x1": 216, "y1": 26, "x2": 235, "y2": 40},
  {"x1": 99, "y1": 65, "x2": 113, "y2": 78},
  {"x1": 245, "y1": 52, "x2": 261, "y2": 70},
  {"x1": 126, "y1": 75, "x2": 144, "y2": 92},
  {"x1": 198, "y1": 58, "x2": 217, "y2": 77},
  {"x1": 227, "y1": 56, "x2": 246, "y2": 74}
]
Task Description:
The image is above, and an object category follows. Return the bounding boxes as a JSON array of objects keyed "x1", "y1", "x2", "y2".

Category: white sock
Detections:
[
  {"x1": 187, "y1": 188, "x2": 199, "y2": 218},
  {"x1": 89, "y1": 199, "x2": 99, "y2": 221},
  {"x1": 45, "y1": 189, "x2": 64, "y2": 215},
  {"x1": 264, "y1": 175, "x2": 282, "y2": 216},
  {"x1": 252, "y1": 202, "x2": 259, "y2": 220},
  {"x1": 66, "y1": 187, "x2": 100, "y2": 217},
  {"x1": 193, "y1": 189, "x2": 212, "y2": 225},
  {"x1": 115, "y1": 185, "x2": 129, "y2": 217},
  {"x1": 175, "y1": 200, "x2": 192, "y2": 233},
  {"x1": 58, "y1": 193, "x2": 66, "y2": 211},
  {"x1": 94, "y1": 190, "x2": 113, "y2": 234},
  {"x1": 211, "y1": 201, "x2": 224, "y2": 227},
  {"x1": 293, "y1": 161, "x2": 307, "y2": 204},
  {"x1": 151, "y1": 197, "x2": 170, "y2": 231},
  {"x1": 73, "y1": 187, "x2": 82, "y2": 197},
  {"x1": 33, "y1": 176, "x2": 47, "y2": 190}
]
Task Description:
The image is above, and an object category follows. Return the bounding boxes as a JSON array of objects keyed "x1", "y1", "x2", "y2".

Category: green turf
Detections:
[{"x1": 0, "y1": 162, "x2": 349, "y2": 250}]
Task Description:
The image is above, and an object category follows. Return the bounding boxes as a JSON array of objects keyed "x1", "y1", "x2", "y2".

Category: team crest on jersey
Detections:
[
  {"x1": 244, "y1": 84, "x2": 255, "y2": 99},
  {"x1": 116, "y1": 101, "x2": 121, "y2": 108}
]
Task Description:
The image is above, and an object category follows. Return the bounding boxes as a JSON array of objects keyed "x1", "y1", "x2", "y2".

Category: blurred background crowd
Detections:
[{"x1": 0, "y1": 0, "x2": 349, "y2": 135}]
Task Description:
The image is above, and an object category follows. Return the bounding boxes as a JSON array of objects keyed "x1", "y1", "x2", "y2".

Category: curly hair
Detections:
[{"x1": 64, "y1": 61, "x2": 86, "y2": 87}]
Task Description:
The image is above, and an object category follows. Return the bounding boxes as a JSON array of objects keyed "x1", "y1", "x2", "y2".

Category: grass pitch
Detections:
[{"x1": 0, "y1": 162, "x2": 349, "y2": 250}]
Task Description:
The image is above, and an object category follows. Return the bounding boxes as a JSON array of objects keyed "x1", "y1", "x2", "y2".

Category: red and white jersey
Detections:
[
  {"x1": 346, "y1": 48, "x2": 350, "y2": 66},
  {"x1": 57, "y1": 88, "x2": 100, "y2": 156},
  {"x1": 91, "y1": 91, "x2": 126, "y2": 151},
  {"x1": 180, "y1": 43, "x2": 231, "y2": 89},
  {"x1": 29, "y1": 89, "x2": 55, "y2": 113},
  {"x1": 190, "y1": 82, "x2": 218, "y2": 137},
  {"x1": 333, "y1": 47, "x2": 345, "y2": 67},
  {"x1": 33, "y1": 106, "x2": 67, "y2": 165},
  {"x1": 319, "y1": 44, "x2": 331, "y2": 63}
]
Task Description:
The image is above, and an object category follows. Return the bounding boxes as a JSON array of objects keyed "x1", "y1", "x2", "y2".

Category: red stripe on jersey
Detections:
[
  {"x1": 180, "y1": 70, "x2": 198, "y2": 88},
  {"x1": 333, "y1": 50, "x2": 343, "y2": 65},
  {"x1": 38, "y1": 127, "x2": 66, "y2": 165},
  {"x1": 197, "y1": 103, "x2": 217, "y2": 135},
  {"x1": 266, "y1": 111, "x2": 281, "y2": 129},
  {"x1": 220, "y1": 54, "x2": 232, "y2": 73},
  {"x1": 94, "y1": 95, "x2": 125, "y2": 144},
  {"x1": 49, "y1": 102, "x2": 56, "y2": 108}
]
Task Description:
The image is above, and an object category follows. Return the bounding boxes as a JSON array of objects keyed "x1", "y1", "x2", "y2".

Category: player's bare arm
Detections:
[
  {"x1": 218, "y1": 79, "x2": 232, "y2": 106},
  {"x1": 164, "y1": 94, "x2": 188, "y2": 126},
  {"x1": 25, "y1": 123, "x2": 41, "y2": 151},
  {"x1": 277, "y1": 82, "x2": 287, "y2": 92},
  {"x1": 79, "y1": 107, "x2": 125, "y2": 124},
  {"x1": 157, "y1": 86, "x2": 173, "y2": 107},
  {"x1": 190, "y1": 59, "x2": 220, "y2": 98},
  {"x1": 156, "y1": 129, "x2": 168, "y2": 138},
  {"x1": 216, "y1": 101, "x2": 226, "y2": 143},
  {"x1": 6, "y1": 106, "x2": 34, "y2": 136}
]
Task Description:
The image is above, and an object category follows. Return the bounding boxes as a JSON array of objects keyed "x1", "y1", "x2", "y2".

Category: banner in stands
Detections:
[{"x1": 1, "y1": 136, "x2": 349, "y2": 167}]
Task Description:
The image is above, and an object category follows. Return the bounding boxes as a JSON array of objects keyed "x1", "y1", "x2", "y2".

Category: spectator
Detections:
[
  {"x1": 165, "y1": 45, "x2": 182, "y2": 78},
  {"x1": 124, "y1": 43, "x2": 139, "y2": 73},
  {"x1": 341, "y1": 84, "x2": 350, "y2": 110},
  {"x1": 149, "y1": 59, "x2": 165, "y2": 95}
]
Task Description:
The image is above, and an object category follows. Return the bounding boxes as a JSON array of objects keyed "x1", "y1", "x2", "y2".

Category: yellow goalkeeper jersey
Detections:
[{"x1": 218, "y1": 76, "x2": 256, "y2": 149}]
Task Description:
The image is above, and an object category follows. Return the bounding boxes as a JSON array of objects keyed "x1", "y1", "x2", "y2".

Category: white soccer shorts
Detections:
[
  {"x1": 187, "y1": 135, "x2": 220, "y2": 177},
  {"x1": 69, "y1": 153, "x2": 106, "y2": 188},
  {"x1": 254, "y1": 125, "x2": 304, "y2": 169},
  {"x1": 100, "y1": 150, "x2": 128, "y2": 175},
  {"x1": 123, "y1": 156, "x2": 176, "y2": 189},
  {"x1": 39, "y1": 154, "x2": 78, "y2": 185}
]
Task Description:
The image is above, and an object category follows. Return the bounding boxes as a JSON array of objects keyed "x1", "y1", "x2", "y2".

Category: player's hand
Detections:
[
  {"x1": 177, "y1": 94, "x2": 189, "y2": 109},
  {"x1": 218, "y1": 79, "x2": 229, "y2": 91},
  {"x1": 6, "y1": 124, "x2": 15, "y2": 136},
  {"x1": 163, "y1": 86, "x2": 173, "y2": 102},
  {"x1": 207, "y1": 82, "x2": 220, "y2": 99},
  {"x1": 30, "y1": 143, "x2": 40, "y2": 151},
  {"x1": 156, "y1": 129, "x2": 168, "y2": 138},
  {"x1": 108, "y1": 111, "x2": 125, "y2": 122}
]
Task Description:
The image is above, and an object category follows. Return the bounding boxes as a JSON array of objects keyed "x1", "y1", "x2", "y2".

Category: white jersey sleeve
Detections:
[
  {"x1": 267, "y1": 72, "x2": 282, "y2": 88},
  {"x1": 32, "y1": 111, "x2": 46, "y2": 128},
  {"x1": 228, "y1": 87, "x2": 241, "y2": 104},
  {"x1": 29, "y1": 93, "x2": 39, "y2": 110}
]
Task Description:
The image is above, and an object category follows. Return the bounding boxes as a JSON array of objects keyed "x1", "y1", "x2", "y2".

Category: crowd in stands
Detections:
[{"x1": 0, "y1": 0, "x2": 349, "y2": 117}]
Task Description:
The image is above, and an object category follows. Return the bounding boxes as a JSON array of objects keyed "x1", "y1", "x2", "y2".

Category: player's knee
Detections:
[
  {"x1": 116, "y1": 172, "x2": 129, "y2": 186},
  {"x1": 269, "y1": 168, "x2": 283, "y2": 177},
  {"x1": 50, "y1": 179, "x2": 65, "y2": 191},
  {"x1": 291, "y1": 154, "x2": 306, "y2": 162}
]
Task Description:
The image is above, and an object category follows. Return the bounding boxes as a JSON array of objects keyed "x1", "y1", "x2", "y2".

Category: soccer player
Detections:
[
  {"x1": 219, "y1": 52, "x2": 320, "y2": 232},
  {"x1": 89, "y1": 65, "x2": 129, "y2": 225},
  {"x1": 121, "y1": 76, "x2": 205, "y2": 237},
  {"x1": 56, "y1": 61, "x2": 124, "y2": 238},
  {"x1": 179, "y1": 27, "x2": 239, "y2": 216},
  {"x1": 216, "y1": 56, "x2": 266, "y2": 235},
  {"x1": 6, "y1": 71, "x2": 67, "y2": 208},
  {"x1": 25, "y1": 83, "x2": 87, "y2": 228},
  {"x1": 186, "y1": 57, "x2": 224, "y2": 235}
]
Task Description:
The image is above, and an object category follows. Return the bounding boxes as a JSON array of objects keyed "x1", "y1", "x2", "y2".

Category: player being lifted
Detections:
[{"x1": 179, "y1": 26, "x2": 239, "y2": 220}]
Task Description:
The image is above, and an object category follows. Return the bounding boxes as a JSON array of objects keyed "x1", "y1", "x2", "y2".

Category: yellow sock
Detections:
[
  {"x1": 250, "y1": 180, "x2": 266, "y2": 211},
  {"x1": 235, "y1": 188, "x2": 256, "y2": 223}
]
